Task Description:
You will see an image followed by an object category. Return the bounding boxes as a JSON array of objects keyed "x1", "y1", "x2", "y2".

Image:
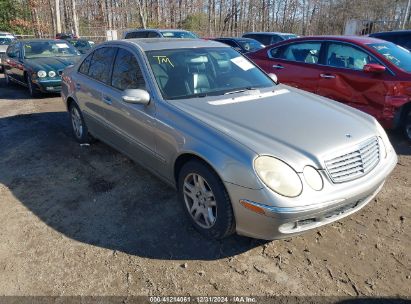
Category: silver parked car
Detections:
[{"x1": 61, "y1": 38, "x2": 397, "y2": 240}]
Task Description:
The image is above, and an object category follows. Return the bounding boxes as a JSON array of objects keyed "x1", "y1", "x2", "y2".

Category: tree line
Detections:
[{"x1": 0, "y1": 0, "x2": 410, "y2": 39}]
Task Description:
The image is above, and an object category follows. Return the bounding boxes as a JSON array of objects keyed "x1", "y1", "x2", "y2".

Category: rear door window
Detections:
[
  {"x1": 281, "y1": 42, "x2": 322, "y2": 63},
  {"x1": 269, "y1": 46, "x2": 282, "y2": 58},
  {"x1": 78, "y1": 52, "x2": 93, "y2": 74},
  {"x1": 125, "y1": 31, "x2": 148, "y2": 39},
  {"x1": 256, "y1": 35, "x2": 273, "y2": 45},
  {"x1": 111, "y1": 48, "x2": 146, "y2": 90},
  {"x1": 147, "y1": 31, "x2": 160, "y2": 38},
  {"x1": 87, "y1": 47, "x2": 117, "y2": 83},
  {"x1": 270, "y1": 35, "x2": 283, "y2": 44}
]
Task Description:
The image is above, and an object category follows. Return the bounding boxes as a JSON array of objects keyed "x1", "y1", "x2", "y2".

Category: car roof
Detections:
[
  {"x1": 16, "y1": 39, "x2": 71, "y2": 43},
  {"x1": 243, "y1": 32, "x2": 296, "y2": 36},
  {"x1": 0, "y1": 32, "x2": 14, "y2": 36},
  {"x1": 125, "y1": 28, "x2": 192, "y2": 33},
  {"x1": 275, "y1": 35, "x2": 385, "y2": 45},
  {"x1": 107, "y1": 38, "x2": 226, "y2": 51},
  {"x1": 370, "y1": 30, "x2": 411, "y2": 36},
  {"x1": 215, "y1": 37, "x2": 258, "y2": 41}
]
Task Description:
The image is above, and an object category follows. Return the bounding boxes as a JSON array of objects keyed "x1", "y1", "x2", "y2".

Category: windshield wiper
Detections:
[
  {"x1": 224, "y1": 87, "x2": 258, "y2": 95},
  {"x1": 168, "y1": 92, "x2": 209, "y2": 100}
]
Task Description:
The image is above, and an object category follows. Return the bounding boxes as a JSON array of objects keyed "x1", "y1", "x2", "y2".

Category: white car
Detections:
[{"x1": 0, "y1": 32, "x2": 16, "y2": 72}]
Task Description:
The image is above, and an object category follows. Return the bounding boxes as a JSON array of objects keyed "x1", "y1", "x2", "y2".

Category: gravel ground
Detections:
[{"x1": 0, "y1": 74, "x2": 410, "y2": 298}]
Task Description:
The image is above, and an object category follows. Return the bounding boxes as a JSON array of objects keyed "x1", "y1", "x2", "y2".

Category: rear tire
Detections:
[
  {"x1": 178, "y1": 160, "x2": 235, "y2": 240},
  {"x1": 69, "y1": 102, "x2": 90, "y2": 144}
]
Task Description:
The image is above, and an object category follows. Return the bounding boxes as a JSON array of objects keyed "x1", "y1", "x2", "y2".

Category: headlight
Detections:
[
  {"x1": 375, "y1": 121, "x2": 391, "y2": 158},
  {"x1": 303, "y1": 166, "x2": 323, "y2": 191},
  {"x1": 254, "y1": 156, "x2": 302, "y2": 197},
  {"x1": 37, "y1": 70, "x2": 47, "y2": 78},
  {"x1": 48, "y1": 70, "x2": 56, "y2": 77}
]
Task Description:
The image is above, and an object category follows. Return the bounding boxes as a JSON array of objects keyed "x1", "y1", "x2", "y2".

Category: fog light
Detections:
[{"x1": 303, "y1": 166, "x2": 323, "y2": 191}]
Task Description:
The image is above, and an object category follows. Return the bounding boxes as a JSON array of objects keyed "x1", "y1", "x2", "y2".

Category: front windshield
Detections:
[
  {"x1": 0, "y1": 37, "x2": 14, "y2": 45},
  {"x1": 237, "y1": 39, "x2": 264, "y2": 52},
  {"x1": 23, "y1": 41, "x2": 80, "y2": 59},
  {"x1": 368, "y1": 42, "x2": 411, "y2": 73},
  {"x1": 160, "y1": 31, "x2": 198, "y2": 39},
  {"x1": 146, "y1": 47, "x2": 274, "y2": 100}
]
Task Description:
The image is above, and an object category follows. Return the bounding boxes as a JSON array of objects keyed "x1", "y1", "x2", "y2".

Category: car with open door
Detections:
[
  {"x1": 61, "y1": 38, "x2": 397, "y2": 241},
  {"x1": 248, "y1": 35, "x2": 411, "y2": 142}
]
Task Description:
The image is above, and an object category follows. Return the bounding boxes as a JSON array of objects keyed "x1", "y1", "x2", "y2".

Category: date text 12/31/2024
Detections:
[{"x1": 149, "y1": 296, "x2": 257, "y2": 303}]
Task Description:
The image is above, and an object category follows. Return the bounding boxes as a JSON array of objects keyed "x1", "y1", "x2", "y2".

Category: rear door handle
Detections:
[
  {"x1": 320, "y1": 73, "x2": 336, "y2": 79},
  {"x1": 272, "y1": 64, "x2": 284, "y2": 69},
  {"x1": 102, "y1": 96, "x2": 112, "y2": 105}
]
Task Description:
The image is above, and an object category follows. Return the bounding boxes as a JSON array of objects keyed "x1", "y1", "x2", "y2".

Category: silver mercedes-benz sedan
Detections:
[{"x1": 61, "y1": 38, "x2": 397, "y2": 240}]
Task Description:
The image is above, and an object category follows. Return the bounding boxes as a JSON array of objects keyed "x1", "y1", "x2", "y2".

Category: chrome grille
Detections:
[{"x1": 325, "y1": 137, "x2": 380, "y2": 183}]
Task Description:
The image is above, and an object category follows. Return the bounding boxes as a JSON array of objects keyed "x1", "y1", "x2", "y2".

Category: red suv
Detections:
[{"x1": 248, "y1": 36, "x2": 411, "y2": 141}]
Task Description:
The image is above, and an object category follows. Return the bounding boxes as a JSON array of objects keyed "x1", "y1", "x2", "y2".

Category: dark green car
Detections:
[{"x1": 3, "y1": 39, "x2": 82, "y2": 97}]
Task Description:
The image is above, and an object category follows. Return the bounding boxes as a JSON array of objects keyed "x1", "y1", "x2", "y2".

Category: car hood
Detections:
[
  {"x1": 25, "y1": 56, "x2": 81, "y2": 71},
  {"x1": 172, "y1": 85, "x2": 378, "y2": 171}
]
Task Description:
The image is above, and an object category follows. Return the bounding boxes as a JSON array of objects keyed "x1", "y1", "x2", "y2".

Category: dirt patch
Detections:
[{"x1": 0, "y1": 75, "x2": 410, "y2": 297}]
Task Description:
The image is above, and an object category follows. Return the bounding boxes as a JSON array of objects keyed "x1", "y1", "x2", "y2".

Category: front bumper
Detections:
[
  {"x1": 33, "y1": 79, "x2": 62, "y2": 93},
  {"x1": 226, "y1": 149, "x2": 397, "y2": 240}
]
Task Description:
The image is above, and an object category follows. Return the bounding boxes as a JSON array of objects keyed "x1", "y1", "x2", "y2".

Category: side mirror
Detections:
[
  {"x1": 363, "y1": 63, "x2": 386, "y2": 74},
  {"x1": 268, "y1": 73, "x2": 279, "y2": 85},
  {"x1": 122, "y1": 89, "x2": 150, "y2": 105}
]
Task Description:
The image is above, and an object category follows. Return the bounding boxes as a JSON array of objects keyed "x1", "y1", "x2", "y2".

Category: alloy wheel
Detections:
[
  {"x1": 71, "y1": 106, "x2": 83, "y2": 139},
  {"x1": 27, "y1": 75, "x2": 34, "y2": 96},
  {"x1": 183, "y1": 173, "x2": 217, "y2": 229}
]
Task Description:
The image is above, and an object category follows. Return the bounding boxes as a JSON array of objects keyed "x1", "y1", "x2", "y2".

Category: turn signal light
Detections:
[{"x1": 240, "y1": 200, "x2": 265, "y2": 215}]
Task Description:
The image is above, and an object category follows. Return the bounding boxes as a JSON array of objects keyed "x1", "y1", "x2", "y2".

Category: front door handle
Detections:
[
  {"x1": 75, "y1": 83, "x2": 81, "y2": 90},
  {"x1": 102, "y1": 96, "x2": 112, "y2": 105},
  {"x1": 320, "y1": 73, "x2": 336, "y2": 79},
  {"x1": 272, "y1": 64, "x2": 284, "y2": 69}
]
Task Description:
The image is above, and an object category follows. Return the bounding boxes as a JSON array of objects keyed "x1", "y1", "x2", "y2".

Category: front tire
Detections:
[
  {"x1": 404, "y1": 109, "x2": 411, "y2": 142},
  {"x1": 26, "y1": 74, "x2": 40, "y2": 98},
  {"x1": 178, "y1": 160, "x2": 235, "y2": 239},
  {"x1": 4, "y1": 71, "x2": 10, "y2": 85},
  {"x1": 69, "y1": 102, "x2": 90, "y2": 144}
]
